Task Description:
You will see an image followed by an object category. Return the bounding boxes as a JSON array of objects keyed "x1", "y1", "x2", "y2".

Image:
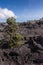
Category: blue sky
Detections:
[{"x1": 0, "y1": 0, "x2": 43, "y2": 22}]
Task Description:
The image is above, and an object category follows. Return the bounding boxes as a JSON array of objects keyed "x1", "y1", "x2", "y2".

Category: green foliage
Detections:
[
  {"x1": 9, "y1": 33, "x2": 23, "y2": 48},
  {"x1": 3, "y1": 17, "x2": 23, "y2": 48},
  {"x1": 7, "y1": 17, "x2": 18, "y2": 33},
  {"x1": 13, "y1": 33, "x2": 23, "y2": 42}
]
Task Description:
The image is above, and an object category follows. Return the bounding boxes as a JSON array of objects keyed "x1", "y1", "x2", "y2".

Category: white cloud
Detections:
[{"x1": 0, "y1": 8, "x2": 17, "y2": 19}]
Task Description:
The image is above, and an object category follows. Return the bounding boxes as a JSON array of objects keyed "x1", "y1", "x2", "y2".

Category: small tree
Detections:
[{"x1": 3, "y1": 17, "x2": 23, "y2": 48}]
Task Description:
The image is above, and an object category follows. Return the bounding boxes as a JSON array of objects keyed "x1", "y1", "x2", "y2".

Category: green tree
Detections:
[{"x1": 4, "y1": 17, "x2": 23, "y2": 48}]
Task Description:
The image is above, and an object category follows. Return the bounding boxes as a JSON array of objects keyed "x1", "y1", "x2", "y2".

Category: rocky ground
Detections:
[{"x1": 0, "y1": 21, "x2": 43, "y2": 65}]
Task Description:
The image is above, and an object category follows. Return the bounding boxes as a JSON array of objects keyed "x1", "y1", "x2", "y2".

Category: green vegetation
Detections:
[{"x1": 2, "y1": 17, "x2": 23, "y2": 48}]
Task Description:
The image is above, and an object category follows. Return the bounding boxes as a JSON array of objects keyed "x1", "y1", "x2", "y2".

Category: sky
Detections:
[{"x1": 0, "y1": 0, "x2": 43, "y2": 22}]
